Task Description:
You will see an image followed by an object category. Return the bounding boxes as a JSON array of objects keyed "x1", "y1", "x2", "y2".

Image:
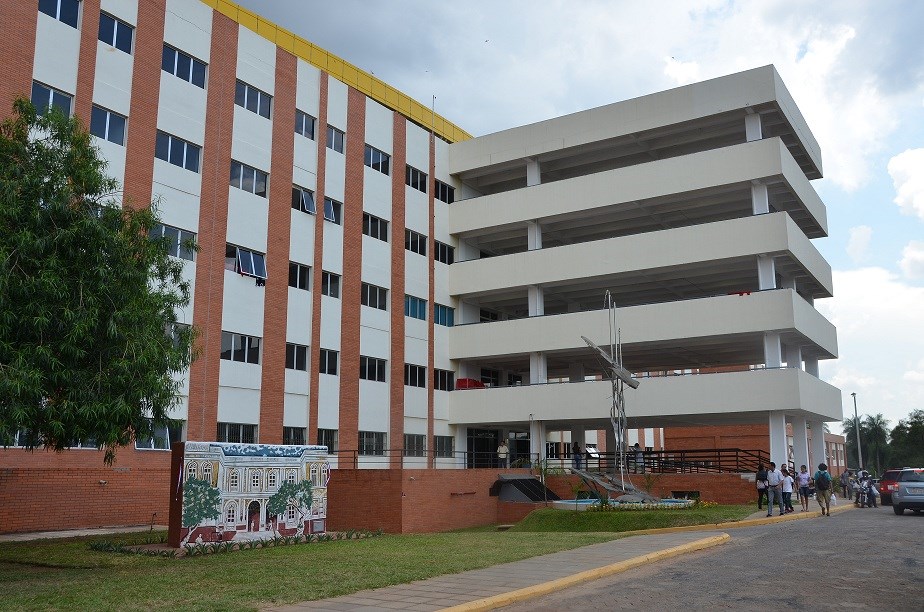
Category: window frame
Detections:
[
  {"x1": 150, "y1": 223, "x2": 196, "y2": 261},
  {"x1": 404, "y1": 294, "x2": 426, "y2": 320},
  {"x1": 405, "y1": 229, "x2": 427, "y2": 256},
  {"x1": 31, "y1": 81, "x2": 72, "y2": 117},
  {"x1": 220, "y1": 331, "x2": 262, "y2": 364},
  {"x1": 98, "y1": 11, "x2": 133, "y2": 54},
  {"x1": 90, "y1": 105, "x2": 127, "y2": 146},
  {"x1": 230, "y1": 160, "x2": 268, "y2": 197},
  {"x1": 434, "y1": 240, "x2": 455, "y2": 265},
  {"x1": 294, "y1": 109, "x2": 316, "y2": 139},
  {"x1": 434, "y1": 369, "x2": 455, "y2": 392},
  {"x1": 363, "y1": 144, "x2": 390, "y2": 175},
  {"x1": 161, "y1": 44, "x2": 207, "y2": 88},
  {"x1": 435, "y1": 179, "x2": 455, "y2": 204},
  {"x1": 360, "y1": 282, "x2": 388, "y2": 311},
  {"x1": 404, "y1": 363, "x2": 426, "y2": 388},
  {"x1": 405, "y1": 165, "x2": 427, "y2": 193},
  {"x1": 323, "y1": 197, "x2": 342, "y2": 224},
  {"x1": 283, "y1": 426, "x2": 307, "y2": 446},
  {"x1": 403, "y1": 433, "x2": 426, "y2": 457},
  {"x1": 234, "y1": 79, "x2": 272, "y2": 119},
  {"x1": 362, "y1": 212, "x2": 389, "y2": 242},
  {"x1": 434, "y1": 435, "x2": 454, "y2": 458},
  {"x1": 225, "y1": 244, "x2": 267, "y2": 280},
  {"x1": 434, "y1": 303, "x2": 455, "y2": 327},
  {"x1": 358, "y1": 431, "x2": 386, "y2": 456},
  {"x1": 359, "y1": 355, "x2": 387, "y2": 382},
  {"x1": 317, "y1": 428, "x2": 338, "y2": 453},
  {"x1": 320, "y1": 271, "x2": 341, "y2": 298},
  {"x1": 155, "y1": 130, "x2": 201, "y2": 172},
  {"x1": 285, "y1": 342, "x2": 309, "y2": 371},
  {"x1": 216, "y1": 422, "x2": 257, "y2": 444},
  {"x1": 326, "y1": 125, "x2": 345, "y2": 153},
  {"x1": 291, "y1": 185, "x2": 316, "y2": 214},
  {"x1": 39, "y1": 0, "x2": 80, "y2": 28},
  {"x1": 288, "y1": 261, "x2": 310, "y2": 290},
  {"x1": 319, "y1": 349, "x2": 339, "y2": 375}
]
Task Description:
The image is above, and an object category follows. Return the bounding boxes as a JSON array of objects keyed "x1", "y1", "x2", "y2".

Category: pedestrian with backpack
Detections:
[{"x1": 814, "y1": 462, "x2": 833, "y2": 516}]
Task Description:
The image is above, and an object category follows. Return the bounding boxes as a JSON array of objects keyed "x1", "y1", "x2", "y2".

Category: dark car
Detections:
[{"x1": 892, "y1": 469, "x2": 924, "y2": 515}]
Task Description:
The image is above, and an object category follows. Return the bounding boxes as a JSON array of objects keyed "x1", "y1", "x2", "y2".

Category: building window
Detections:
[
  {"x1": 358, "y1": 431, "x2": 386, "y2": 456},
  {"x1": 360, "y1": 283, "x2": 388, "y2": 311},
  {"x1": 217, "y1": 422, "x2": 257, "y2": 444},
  {"x1": 268, "y1": 469, "x2": 278, "y2": 489},
  {"x1": 234, "y1": 80, "x2": 272, "y2": 119},
  {"x1": 283, "y1": 428, "x2": 306, "y2": 446},
  {"x1": 434, "y1": 304, "x2": 454, "y2": 327},
  {"x1": 405, "y1": 165, "x2": 427, "y2": 193},
  {"x1": 434, "y1": 369, "x2": 455, "y2": 391},
  {"x1": 286, "y1": 504, "x2": 297, "y2": 521},
  {"x1": 229, "y1": 470, "x2": 239, "y2": 491},
  {"x1": 288, "y1": 262, "x2": 310, "y2": 290},
  {"x1": 319, "y1": 349, "x2": 338, "y2": 375},
  {"x1": 481, "y1": 368, "x2": 500, "y2": 387},
  {"x1": 317, "y1": 428, "x2": 338, "y2": 452},
  {"x1": 404, "y1": 295, "x2": 426, "y2": 320},
  {"x1": 323, "y1": 197, "x2": 342, "y2": 224},
  {"x1": 31, "y1": 81, "x2": 72, "y2": 117},
  {"x1": 434, "y1": 240, "x2": 454, "y2": 265},
  {"x1": 405, "y1": 229, "x2": 427, "y2": 256},
  {"x1": 225, "y1": 502, "x2": 236, "y2": 524},
  {"x1": 362, "y1": 213, "x2": 388, "y2": 241},
  {"x1": 326, "y1": 125, "x2": 344, "y2": 153},
  {"x1": 321, "y1": 271, "x2": 340, "y2": 298},
  {"x1": 89, "y1": 105, "x2": 127, "y2": 146},
  {"x1": 135, "y1": 418, "x2": 183, "y2": 450},
  {"x1": 220, "y1": 331, "x2": 261, "y2": 364},
  {"x1": 251, "y1": 470, "x2": 261, "y2": 490},
  {"x1": 435, "y1": 179, "x2": 455, "y2": 204},
  {"x1": 161, "y1": 44, "x2": 206, "y2": 88},
  {"x1": 98, "y1": 11, "x2": 133, "y2": 54},
  {"x1": 39, "y1": 0, "x2": 79, "y2": 28},
  {"x1": 403, "y1": 434, "x2": 425, "y2": 457},
  {"x1": 202, "y1": 462, "x2": 213, "y2": 484},
  {"x1": 364, "y1": 144, "x2": 390, "y2": 175},
  {"x1": 508, "y1": 373, "x2": 523, "y2": 386},
  {"x1": 404, "y1": 363, "x2": 426, "y2": 388},
  {"x1": 434, "y1": 435, "x2": 454, "y2": 458},
  {"x1": 285, "y1": 343, "x2": 308, "y2": 371},
  {"x1": 155, "y1": 131, "x2": 201, "y2": 172},
  {"x1": 187, "y1": 463, "x2": 198, "y2": 481},
  {"x1": 359, "y1": 356, "x2": 386, "y2": 382},
  {"x1": 295, "y1": 109, "x2": 315, "y2": 139},
  {"x1": 150, "y1": 223, "x2": 196, "y2": 261},
  {"x1": 230, "y1": 160, "x2": 268, "y2": 197},
  {"x1": 291, "y1": 186, "x2": 316, "y2": 214},
  {"x1": 225, "y1": 244, "x2": 267, "y2": 280}
]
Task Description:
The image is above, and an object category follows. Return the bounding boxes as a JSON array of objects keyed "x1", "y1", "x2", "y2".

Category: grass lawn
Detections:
[
  {"x1": 0, "y1": 530, "x2": 622, "y2": 611},
  {"x1": 510, "y1": 504, "x2": 754, "y2": 532}
]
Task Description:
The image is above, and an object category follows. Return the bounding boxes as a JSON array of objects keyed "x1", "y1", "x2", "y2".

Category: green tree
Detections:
[
  {"x1": 0, "y1": 99, "x2": 194, "y2": 463},
  {"x1": 267, "y1": 480, "x2": 314, "y2": 536},
  {"x1": 842, "y1": 415, "x2": 867, "y2": 470},
  {"x1": 889, "y1": 410, "x2": 924, "y2": 468},
  {"x1": 863, "y1": 413, "x2": 890, "y2": 475},
  {"x1": 181, "y1": 477, "x2": 221, "y2": 545}
]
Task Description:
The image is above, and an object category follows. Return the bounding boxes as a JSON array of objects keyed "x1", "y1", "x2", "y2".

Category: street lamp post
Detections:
[{"x1": 851, "y1": 392, "x2": 863, "y2": 470}]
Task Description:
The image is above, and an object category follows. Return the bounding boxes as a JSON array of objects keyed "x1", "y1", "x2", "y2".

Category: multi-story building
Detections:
[{"x1": 0, "y1": 0, "x2": 841, "y2": 533}]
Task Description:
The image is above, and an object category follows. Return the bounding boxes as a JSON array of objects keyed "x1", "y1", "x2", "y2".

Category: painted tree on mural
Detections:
[
  {"x1": 0, "y1": 99, "x2": 195, "y2": 464},
  {"x1": 182, "y1": 477, "x2": 222, "y2": 545},
  {"x1": 267, "y1": 480, "x2": 314, "y2": 536}
]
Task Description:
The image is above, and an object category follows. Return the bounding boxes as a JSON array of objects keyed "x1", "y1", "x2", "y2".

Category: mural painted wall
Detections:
[{"x1": 168, "y1": 442, "x2": 330, "y2": 545}]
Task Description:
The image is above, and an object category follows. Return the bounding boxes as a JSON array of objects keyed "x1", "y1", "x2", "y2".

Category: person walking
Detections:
[
  {"x1": 765, "y1": 461, "x2": 785, "y2": 516},
  {"x1": 496, "y1": 439, "x2": 509, "y2": 468},
  {"x1": 839, "y1": 470, "x2": 850, "y2": 499},
  {"x1": 755, "y1": 463, "x2": 769, "y2": 510},
  {"x1": 781, "y1": 466, "x2": 795, "y2": 513},
  {"x1": 797, "y1": 465, "x2": 812, "y2": 511},
  {"x1": 813, "y1": 462, "x2": 833, "y2": 516}
]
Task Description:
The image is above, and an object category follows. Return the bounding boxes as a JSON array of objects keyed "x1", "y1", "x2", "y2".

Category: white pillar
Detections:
[
  {"x1": 757, "y1": 255, "x2": 776, "y2": 290},
  {"x1": 784, "y1": 343, "x2": 803, "y2": 370},
  {"x1": 768, "y1": 412, "x2": 787, "y2": 467},
  {"x1": 529, "y1": 351, "x2": 547, "y2": 384},
  {"x1": 781, "y1": 275, "x2": 796, "y2": 290},
  {"x1": 526, "y1": 157, "x2": 541, "y2": 187},
  {"x1": 791, "y1": 416, "x2": 809, "y2": 471},
  {"x1": 745, "y1": 112, "x2": 762, "y2": 141},
  {"x1": 809, "y1": 421, "x2": 827, "y2": 470},
  {"x1": 527, "y1": 220, "x2": 542, "y2": 250},
  {"x1": 804, "y1": 358, "x2": 819, "y2": 377},
  {"x1": 570, "y1": 426, "x2": 585, "y2": 448},
  {"x1": 528, "y1": 285, "x2": 545, "y2": 316},
  {"x1": 454, "y1": 427, "x2": 468, "y2": 469},
  {"x1": 763, "y1": 332, "x2": 782, "y2": 368},
  {"x1": 751, "y1": 182, "x2": 769, "y2": 215},
  {"x1": 529, "y1": 419, "x2": 546, "y2": 464}
]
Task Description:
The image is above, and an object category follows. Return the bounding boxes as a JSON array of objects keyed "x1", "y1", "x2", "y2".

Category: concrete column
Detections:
[
  {"x1": 757, "y1": 255, "x2": 776, "y2": 290},
  {"x1": 768, "y1": 412, "x2": 787, "y2": 467},
  {"x1": 804, "y1": 358, "x2": 819, "y2": 377},
  {"x1": 527, "y1": 220, "x2": 542, "y2": 250},
  {"x1": 454, "y1": 427, "x2": 468, "y2": 469},
  {"x1": 529, "y1": 418, "x2": 546, "y2": 464},
  {"x1": 568, "y1": 362, "x2": 585, "y2": 382},
  {"x1": 526, "y1": 157, "x2": 541, "y2": 187},
  {"x1": 763, "y1": 332, "x2": 782, "y2": 368},
  {"x1": 570, "y1": 426, "x2": 585, "y2": 449},
  {"x1": 784, "y1": 342, "x2": 803, "y2": 369},
  {"x1": 529, "y1": 351, "x2": 547, "y2": 384},
  {"x1": 528, "y1": 285, "x2": 545, "y2": 317},
  {"x1": 457, "y1": 238, "x2": 480, "y2": 262},
  {"x1": 781, "y1": 275, "x2": 796, "y2": 290},
  {"x1": 809, "y1": 421, "x2": 827, "y2": 470},
  {"x1": 751, "y1": 182, "x2": 769, "y2": 215},
  {"x1": 745, "y1": 112, "x2": 762, "y2": 141},
  {"x1": 791, "y1": 416, "x2": 809, "y2": 471}
]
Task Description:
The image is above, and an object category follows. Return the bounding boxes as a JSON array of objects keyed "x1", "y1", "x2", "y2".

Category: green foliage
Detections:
[
  {"x1": 889, "y1": 410, "x2": 924, "y2": 468},
  {"x1": 843, "y1": 412, "x2": 892, "y2": 474},
  {"x1": 181, "y1": 477, "x2": 221, "y2": 535},
  {"x1": 267, "y1": 479, "x2": 313, "y2": 534},
  {"x1": 0, "y1": 99, "x2": 195, "y2": 463}
]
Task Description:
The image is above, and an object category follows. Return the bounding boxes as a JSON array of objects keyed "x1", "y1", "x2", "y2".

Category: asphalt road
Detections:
[{"x1": 501, "y1": 506, "x2": 923, "y2": 611}]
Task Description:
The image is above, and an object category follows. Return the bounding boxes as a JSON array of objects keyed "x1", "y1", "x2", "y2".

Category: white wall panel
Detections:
[
  {"x1": 286, "y1": 286, "x2": 312, "y2": 345},
  {"x1": 321, "y1": 223, "x2": 343, "y2": 274},
  {"x1": 236, "y1": 26, "x2": 276, "y2": 95},
  {"x1": 364, "y1": 98, "x2": 392, "y2": 153},
  {"x1": 102, "y1": 0, "x2": 138, "y2": 25},
  {"x1": 284, "y1": 369, "x2": 309, "y2": 396},
  {"x1": 289, "y1": 210, "x2": 316, "y2": 263},
  {"x1": 405, "y1": 337, "x2": 428, "y2": 368},
  {"x1": 295, "y1": 59, "x2": 320, "y2": 117},
  {"x1": 405, "y1": 252, "x2": 428, "y2": 301},
  {"x1": 226, "y1": 190, "x2": 269, "y2": 254},
  {"x1": 293, "y1": 135, "x2": 317, "y2": 177},
  {"x1": 362, "y1": 168, "x2": 391, "y2": 220},
  {"x1": 94, "y1": 139, "x2": 126, "y2": 191},
  {"x1": 326, "y1": 78, "x2": 348, "y2": 134},
  {"x1": 324, "y1": 154, "x2": 345, "y2": 203},
  {"x1": 406, "y1": 121, "x2": 429, "y2": 173},
  {"x1": 94, "y1": 43, "x2": 133, "y2": 116},
  {"x1": 152, "y1": 181, "x2": 200, "y2": 235},
  {"x1": 319, "y1": 296, "x2": 341, "y2": 349},
  {"x1": 217, "y1": 386, "x2": 261, "y2": 424},
  {"x1": 33, "y1": 15, "x2": 80, "y2": 96},
  {"x1": 230, "y1": 107, "x2": 273, "y2": 175},
  {"x1": 359, "y1": 324, "x2": 389, "y2": 358},
  {"x1": 158, "y1": 73, "x2": 207, "y2": 148},
  {"x1": 152, "y1": 160, "x2": 201, "y2": 199},
  {"x1": 358, "y1": 381, "x2": 390, "y2": 431},
  {"x1": 283, "y1": 392, "x2": 309, "y2": 428},
  {"x1": 316, "y1": 375, "x2": 340, "y2": 429},
  {"x1": 405, "y1": 190, "x2": 429, "y2": 235},
  {"x1": 164, "y1": 0, "x2": 212, "y2": 62},
  {"x1": 220, "y1": 272, "x2": 265, "y2": 338},
  {"x1": 361, "y1": 237, "x2": 391, "y2": 289}
]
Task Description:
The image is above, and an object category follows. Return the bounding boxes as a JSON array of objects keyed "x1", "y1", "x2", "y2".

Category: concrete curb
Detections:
[{"x1": 439, "y1": 533, "x2": 730, "y2": 612}]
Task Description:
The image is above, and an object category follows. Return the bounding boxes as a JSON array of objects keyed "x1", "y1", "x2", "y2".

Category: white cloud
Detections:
[
  {"x1": 888, "y1": 148, "x2": 924, "y2": 219},
  {"x1": 846, "y1": 225, "x2": 872, "y2": 263},
  {"x1": 900, "y1": 240, "x2": 924, "y2": 279},
  {"x1": 817, "y1": 267, "x2": 924, "y2": 424},
  {"x1": 663, "y1": 57, "x2": 701, "y2": 85}
]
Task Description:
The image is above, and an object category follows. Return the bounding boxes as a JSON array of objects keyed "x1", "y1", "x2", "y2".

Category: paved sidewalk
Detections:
[
  {"x1": 264, "y1": 531, "x2": 728, "y2": 612},
  {"x1": 0, "y1": 524, "x2": 164, "y2": 542}
]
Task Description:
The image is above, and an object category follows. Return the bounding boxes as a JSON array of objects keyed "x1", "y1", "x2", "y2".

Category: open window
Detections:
[{"x1": 225, "y1": 244, "x2": 267, "y2": 283}]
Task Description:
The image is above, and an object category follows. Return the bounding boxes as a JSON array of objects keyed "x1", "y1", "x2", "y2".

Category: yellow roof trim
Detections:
[{"x1": 199, "y1": 0, "x2": 472, "y2": 143}]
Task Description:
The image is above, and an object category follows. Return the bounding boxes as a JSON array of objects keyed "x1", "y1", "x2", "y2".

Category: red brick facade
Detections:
[
  {"x1": 389, "y1": 115, "x2": 407, "y2": 468},
  {"x1": 0, "y1": 3, "x2": 36, "y2": 113},
  {"x1": 73, "y1": 0, "x2": 101, "y2": 125}
]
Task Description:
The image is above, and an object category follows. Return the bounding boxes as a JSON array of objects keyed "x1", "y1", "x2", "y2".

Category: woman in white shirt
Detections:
[
  {"x1": 797, "y1": 465, "x2": 812, "y2": 511},
  {"x1": 781, "y1": 466, "x2": 795, "y2": 514}
]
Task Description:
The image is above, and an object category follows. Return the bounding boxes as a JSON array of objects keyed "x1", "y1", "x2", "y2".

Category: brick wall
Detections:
[
  {"x1": 0, "y1": 3, "x2": 36, "y2": 113},
  {"x1": 545, "y1": 472, "x2": 756, "y2": 504}
]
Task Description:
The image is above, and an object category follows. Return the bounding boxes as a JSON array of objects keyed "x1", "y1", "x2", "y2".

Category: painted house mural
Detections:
[{"x1": 169, "y1": 442, "x2": 330, "y2": 545}]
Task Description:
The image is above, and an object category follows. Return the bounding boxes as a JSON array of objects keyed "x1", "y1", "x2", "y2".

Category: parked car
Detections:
[
  {"x1": 891, "y1": 469, "x2": 924, "y2": 515},
  {"x1": 879, "y1": 469, "x2": 909, "y2": 505}
]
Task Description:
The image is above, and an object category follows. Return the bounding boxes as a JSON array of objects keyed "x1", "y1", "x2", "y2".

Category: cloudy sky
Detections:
[{"x1": 240, "y1": 0, "x2": 924, "y2": 432}]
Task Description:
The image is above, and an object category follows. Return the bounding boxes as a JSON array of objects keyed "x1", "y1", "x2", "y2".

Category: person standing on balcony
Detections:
[
  {"x1": 497, "y1": 439, "x2": 509, "y2": 468},
  {"x1": 633, "y1": 442, "x2": 644, "y2": 474},
  {"x1": 572, "y1": 443, "x2": 583, "y2": 471},
  {"x1": 765, "y1": 461, "x2": 785, "y2": 517}
]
